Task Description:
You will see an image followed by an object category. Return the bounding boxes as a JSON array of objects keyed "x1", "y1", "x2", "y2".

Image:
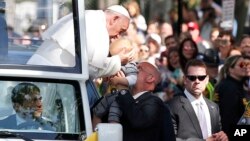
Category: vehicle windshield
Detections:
[
  {"x1": 0, "y1": 0, "x2": 81, "y2": 73},
  {"x1": 0, "y1": 80, "x2": 82, "y2": 135}
]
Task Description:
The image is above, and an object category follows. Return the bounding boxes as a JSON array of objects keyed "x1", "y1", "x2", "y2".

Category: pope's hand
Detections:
[{"x1": 119, "y1": 48, "x2": 135, "y2": 65}]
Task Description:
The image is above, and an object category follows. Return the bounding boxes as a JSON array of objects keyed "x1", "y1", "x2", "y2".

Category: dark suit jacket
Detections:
[
  {"x1": 0, "y1": 114, "x2": 18, "y2": 129},
  {"x1": 168, "y1": 93, "x2": 221, "y2": 141},
  {"x1": 214, "y1": 76, "x2": 245, "y2": 138},
  {"x1": 0, "y1": 114, "x2": 55, "y2": 131},
  {"x1": 117, "y1": 91, "x2": 175, "y2": 141}
]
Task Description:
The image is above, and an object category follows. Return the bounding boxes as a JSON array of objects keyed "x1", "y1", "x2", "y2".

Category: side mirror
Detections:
[{"x1": 96, "y1": 123, "x2": 122, "y2": 141}]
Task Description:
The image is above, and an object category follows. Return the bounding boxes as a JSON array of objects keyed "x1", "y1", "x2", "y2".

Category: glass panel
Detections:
[
  {"x1": 0, "y1": 0, "x2": 78, "y2": 69},
  {"x1": 0, "y1": 80, "x2": 81, "y2": 134}
]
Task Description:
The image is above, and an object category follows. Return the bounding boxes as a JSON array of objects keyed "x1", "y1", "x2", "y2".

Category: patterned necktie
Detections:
[{"x1": 196, "y1": 102, "x2": 208, "y2": 139}]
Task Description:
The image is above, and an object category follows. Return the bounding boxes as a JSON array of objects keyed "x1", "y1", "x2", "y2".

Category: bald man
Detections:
[
  {"x1": 27, "y1": 5, "x2": 133, "y2": 79},
  {"x1": 92, "y1": 62, "x2": 175, "y2": 141},
  {"x1": 113, "y1": 62, "x2": 175, "y2": 141}
]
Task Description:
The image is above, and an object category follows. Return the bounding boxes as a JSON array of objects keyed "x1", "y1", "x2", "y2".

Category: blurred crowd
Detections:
[{"x1": 94, "y1": 0, "x2": 247, "y2": 102}]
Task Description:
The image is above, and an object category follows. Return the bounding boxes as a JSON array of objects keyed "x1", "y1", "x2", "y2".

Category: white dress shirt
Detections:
[{"x1": 184, "y1": 89, "x2": 212, "y2": 138}]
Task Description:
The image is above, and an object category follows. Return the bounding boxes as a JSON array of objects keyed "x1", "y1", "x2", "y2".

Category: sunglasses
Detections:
[
  {"x1": 186, "y1": 75, "x2": 207, "y2": 81},
  {"x1": 239, "y1": 61, "x2": 250, "y2": 68}
]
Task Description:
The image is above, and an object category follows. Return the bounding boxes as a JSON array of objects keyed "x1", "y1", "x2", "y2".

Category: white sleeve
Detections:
[
  {"x1": 89, "y1": 55, "x2": 121, "y2": 79},
  {"x1": 85, "y1": 11, "x2": 109, "y2": 69},
  {"x1": 42, "y1": 13, "x2": 75, "y2": 56},
  {"x1": 126, "y1": 74, "x2": 137, "y2": 86},
  {"x1": 27, "y1": 39, "x2": 75, "y2": 66},
  {"x1": 27, "y1": 14, "x2": 75, "y2": 66}
]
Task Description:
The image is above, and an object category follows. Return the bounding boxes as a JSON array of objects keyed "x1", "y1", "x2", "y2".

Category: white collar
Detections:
[
  {"x1": 133, "y1": 91, "x2": 148, "y2": 99},
  {"x1": 184, "y1": 89, "x2": 205, "y2": 104}
]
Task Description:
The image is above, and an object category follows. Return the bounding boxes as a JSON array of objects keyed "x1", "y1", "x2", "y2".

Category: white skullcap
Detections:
[
  {"x1": 147, "y1": 33, "x2": 161, "y2": 45},
  {"x1": 107, "y1": 5, "x2": 130, "y2": 19}
]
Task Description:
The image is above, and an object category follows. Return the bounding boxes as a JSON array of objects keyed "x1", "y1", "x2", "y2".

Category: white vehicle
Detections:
[{"x1": 0, "y1": 0, "x2": 121, "y2": 140}]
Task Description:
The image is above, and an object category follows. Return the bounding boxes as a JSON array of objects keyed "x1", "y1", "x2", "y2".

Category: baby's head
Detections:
[{"x1": 109, "y1": 38, "x2": 133, "y2": 56}]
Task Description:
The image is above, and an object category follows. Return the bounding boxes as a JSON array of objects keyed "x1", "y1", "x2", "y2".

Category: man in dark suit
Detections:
[
  {"x1": 115, "y1": 62, "x2": 175, "y2": 141},
  {"x1": 92, "y1": 62, "x2": 175, "y2": 141},
  {"x1": 168, "y1": 59, "x2": 228, "y2": 141},
  {"x1": 0, "y1": 83, "x2": 55, "y2": 131}
]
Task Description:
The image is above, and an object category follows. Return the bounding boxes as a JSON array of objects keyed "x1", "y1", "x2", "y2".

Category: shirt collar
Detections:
[
  {"x1": 133, "y1": 91, "x2": 148, "y2": 99},
  {"x1": 184, "y1": 89, "x2": 205, "y2": 104},
  {"x1": 16, "y1": 114, "x2": 27, "y2": 125}
]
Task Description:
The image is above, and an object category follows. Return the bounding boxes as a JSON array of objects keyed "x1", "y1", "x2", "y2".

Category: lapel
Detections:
[
  {"x1": 179, "y1": 94, "x2": 203, "y2": 138},
  {"x1": 135, "y1": 92, "x2": 152, "y2": 103},
  {"x1": 204, "y1": 98, "x2": 216, "y2": 133}
]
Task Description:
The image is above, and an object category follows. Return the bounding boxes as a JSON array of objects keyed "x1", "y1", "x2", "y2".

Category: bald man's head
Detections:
[{"x1": 139, "y1": 62, "x2": 161, "y2": 85}]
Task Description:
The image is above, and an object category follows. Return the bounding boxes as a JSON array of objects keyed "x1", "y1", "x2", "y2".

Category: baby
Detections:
[
  {"x1": 92, "y1": 38, "x2": 138, "y2": 126},
  {"x1": 109, "y1": 38, "x2": 138, "y2": 89}
]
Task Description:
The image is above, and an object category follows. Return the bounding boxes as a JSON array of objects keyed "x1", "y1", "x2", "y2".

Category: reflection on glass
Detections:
[
  {"x1": 0, "y1": 0, "x2": 73, "y2": 66},
  {"x1": 0, "y1": 81, "x2": 80, "y2": 133},
  {"x1": 9, "y1": 82, "x2": 55, "y2": 131}
]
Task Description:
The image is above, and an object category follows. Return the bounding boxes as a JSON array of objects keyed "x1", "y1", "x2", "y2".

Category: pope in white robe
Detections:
[{"x1": 27, "y1": 5, "x2": 130, "y2": 79}]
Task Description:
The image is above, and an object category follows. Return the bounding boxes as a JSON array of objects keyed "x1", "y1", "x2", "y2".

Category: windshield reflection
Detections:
[{"x1": 0, "y1": 83, "x2": 55, "y2": 131}]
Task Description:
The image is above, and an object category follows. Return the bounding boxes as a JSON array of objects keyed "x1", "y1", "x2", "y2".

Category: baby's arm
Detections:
[
  {"x1": 110, "y1": 76, "x2": 129, "y2": 87},
  {"x1": 110, "y1": 73, "x2": 137, "y2": 87}
]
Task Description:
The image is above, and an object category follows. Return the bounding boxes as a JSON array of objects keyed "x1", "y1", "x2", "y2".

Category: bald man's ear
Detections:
[{"x1": 146, "y1": 75, "x2": 155, "y2": 83}]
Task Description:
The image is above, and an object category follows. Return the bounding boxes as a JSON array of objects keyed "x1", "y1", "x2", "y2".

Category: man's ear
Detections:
[
  {"x1": 110, "y1": 15, "x2": 119, "y2": 25},
  {"x1": 183, "y1": 75, "x2": 187, "y2": 85},
  {"x1": 146, "y1": 75, "x2": 154, "y2": 83}
]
